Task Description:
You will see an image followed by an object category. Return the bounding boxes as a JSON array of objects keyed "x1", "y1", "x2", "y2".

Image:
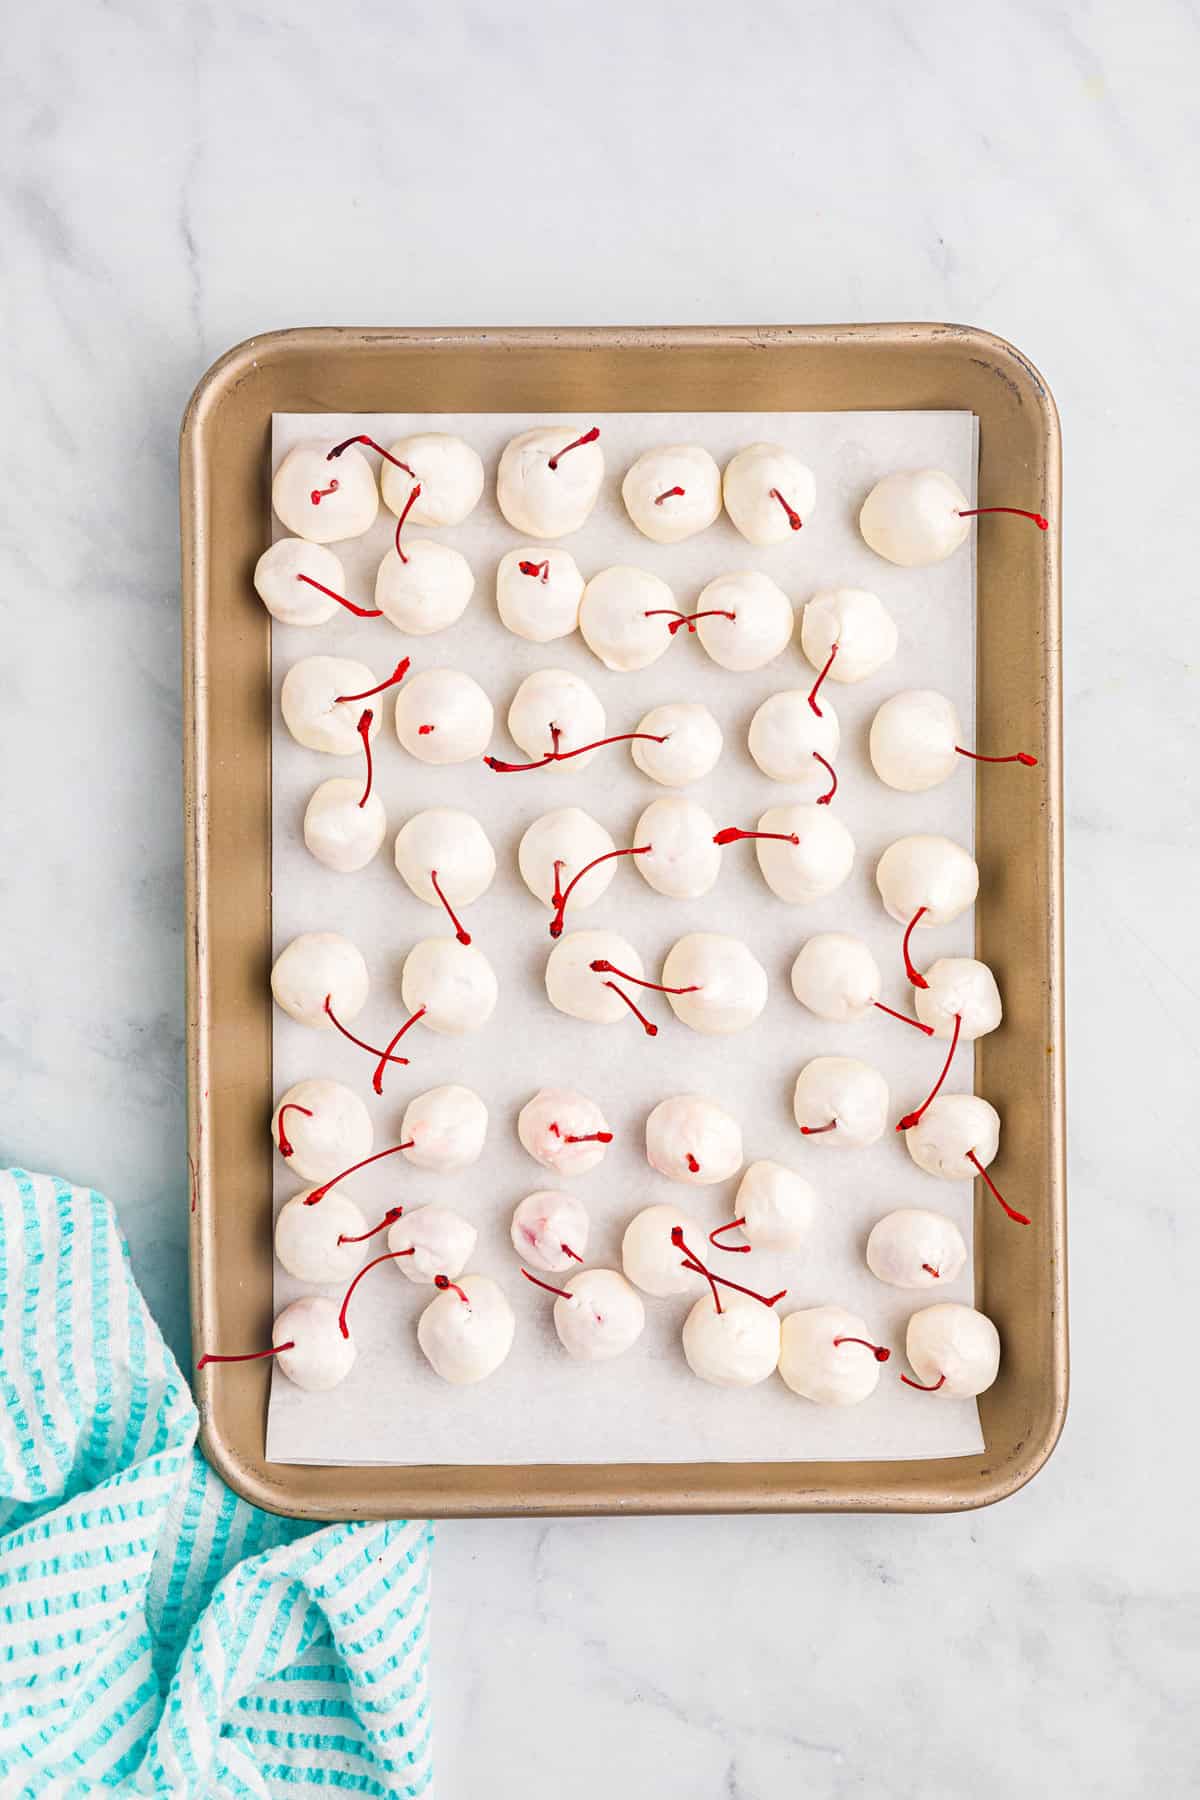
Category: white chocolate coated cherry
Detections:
[
  {"x1": 622, "y1": 444, "x2": 721, "y2": 543},
  {"x1": 375, "y1": 540, "x2": 475, "y2": 636},
  {"x1": 621, "y1": 1204, "x2": 703, "y2": 1298},
  {"x1": 272, "y1": 1079, "x2": 373, "y2": 1184},
  {"x1": 496, "y1": 426, "x2": 604, "y2": 538},
  {"x1": 517, "y1": 1088, "x2": 612, "y2": 1176},
  {"x1": 400, "y1": 1084, "x2": 488, "y2": 1171},
  {"x1": 914, "y1": 958, "x2": 1002, "y2": 1040},
  {"x1": 722, "y1": 443, "x2": 816, "y2": 545},
  {"x1": 695, "y1": 571, "x2": 794, "y2": 672},
  {"x1": 634, "y1": 798, "x2": 721, "y2": 900},
  {"x1": 510, "y1": 1191, "x2": 590, "y2": 1272},
  {"x1": 875, "y1": 836, "x2": 979, "y2": 928},
  {"x1": 303, "y1": 779, "x2": 386, "y2": 873},
  {"x1": 579, "y1": 566, "x2": 676, "y2": 671},
  {"x1": 859, "y1": 469, "x2": 970, "y2": 567},
  {"x1": 790, "y1": 934, "x2": 881, "y2": 1023},
  {"x1": 793, "y1": 1057, "x2": 888, "y2": 1148},
  {"x1": 496, "y1": 547, "x2": 584, "y2": 642},
  {"x1": 271, "y1": 1296, "x2": 358, "y2": 1391},
  {"x1": 869, "y1": 690, "x2": 965, "y2": 792},
  {"x1": 747, "y1": 690, "x2": 840, "y2": 790},
  {"x1": 645, "y1": 1095, "x2": 743, "y2": 1186},
  {"x1": 545, "y1": 930, "x2": 645, "y2": 1025},
  {"x1": 281, "y1": 657, "x2": 386, "y2": 755},
  {"x1": 381, "y1": 433, "x2": 484, "y2": 526},
  {"x1": 394, "y1": 810, "x2": 496, "y2": 913},
  {"x1": 801, "y1": 588, "x2": 898, "y2": 685},
  {"x1": 274, "y1": 1189, "x2": 368, "y2": 1285},
  {"x1": 271, "y1": 932, "x2": 369, "y2": 1031},
  {"x1": 755, "y1": 806, "x2": 855, "y2": 904},
  {"x1": 735, "y1": 1160, "x2": 816, "y2": 1251},
  {"x1": 254, "y1": 538, "x2": 345, "y2": 625},
  {"x1": 548, "y1": 1269, "x2": 645, "y2": 1362},
  {"x1": 387, "y1": 1206, "x2": 477, "y2": 1284},
  {"x1": 417, "y1": 1275, "x2": 516, "y2": 1384},
  {"x1": 779, "y1": 1305, "x2": 887, "y2": 1405},
  {"x1": 905, "y1": 1303, "x2": 1000, "y2": 1397},
  {"x1": 518, "y1": 809, "x2": 617, "y2": 912},
  {"x1": 273, "y1": 442, "x2": 378, "y2": 544},
  {"x1": 395, "y1": 669, "x2": 494, "y2": 765},
  {"x1": 506, "y1": 668, "x2": 606, "y2": 769},
  {"x1": 866, "y1": 1210, "x2": 967, "y2": 1289},
  {"x1": 631, "y1": 703, "x2": 723, "y2": 787},
  {"x1": 683, "y1": 1294, "x2": 782, "y2": 1387},
  {"x1": 400, "y1": 939, "x2": 498, "y2": 1034},
  {"x1": 904, "y1": 1094, "x2": 1000, "y2": 1181},
  {"x1": 661, "y1": 933, "x2": 768, "y2": 1036}
]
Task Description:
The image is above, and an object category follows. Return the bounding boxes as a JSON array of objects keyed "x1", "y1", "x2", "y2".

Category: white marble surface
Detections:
[{"x1": 1, "y1": 2, "x2": 1196, "y2": 1794}]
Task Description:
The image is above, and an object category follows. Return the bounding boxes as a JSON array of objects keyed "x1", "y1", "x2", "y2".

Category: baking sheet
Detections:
[{"x1": 265, "y1": 409, "x2": 981, "y2": 1466}]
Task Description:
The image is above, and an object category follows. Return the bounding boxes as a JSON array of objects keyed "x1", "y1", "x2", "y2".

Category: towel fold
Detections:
[{"x1": 0, "y1": 1167, "x2": 433, "y2": 1798}]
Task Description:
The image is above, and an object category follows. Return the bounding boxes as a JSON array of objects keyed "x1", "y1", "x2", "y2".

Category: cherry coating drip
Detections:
[
  {"x1": 902, "y1": 907, "x2": 930, "y2": 989},
  {"x1": 955, "y1": 746, "x2": 1039, "y2": 768},
  {"x1": 685, "y1": 1153, "x2": 701, "y2": 1174},
  {"x1": 967, "y1": 1149, "x2": 1031, "y2": 1226},
  {"x1": 549, "y1": 846, "x2": 651, "y2": 938},
  {"x1": 338, "y1": 1249, "x2": 415, "y2": 1338},
  {"x1": 434, "y1": 1274, "x2": 470, "y2": 1302},
  {"x1": 323, "y1": 995, "x2": 414, "y2": 1077},
  {"x1": 309, "y1": 479, "x2": 339, "y2": 506},
  {"x1": 922, "y1": 1264, "x2": 941, "y2": 1278},
  {"x1": 897, "y1": 1012, "x2": 962, "y2": 1132},
  {"x1": 670, "y1": 1226, "x2": 786, "y2": 1309},
  {"x1": 521, "y1": 1267, "x2": 574, "y2": 1300},
  {"x1": 485, "y1": 729, "x2": 668, "y2": 775},
  {"x1": 800, "y1": 1120, "x2": 837, "y2": 1137},
  {"x1": 276, "y1": 1102, "x2": 313, "y2": 1158},
  {"x1": 392, "y1": 483, "x2": 422, "y2": 564},
  {"x1": 519, "y1": 559, "x2": 550, "y2": 582},
  {"x1": 295, "y1": 573, "x2": 383, "y2": 619},
  {"x1": 901, "y1": 1371, "x2": 948, "y2": 1392},
  {"x1": 833, "y1": 1335, "x2": 891, "y2": 1363},
  {"x1": 370, "y1": 1008, "x2": 428, "y2": 1095},
  {"x1": 873, "y1": 1000, "x2": 934, "y2": 1036},
  {"x1": 957, "y1": 506, "x2": 1049, "y2": 530},
  {"x1": 547, "y1": 426, "x2": 600, "y2": 470},
  {"x1": 198, "y1": 1342, "x2": 295, "y2": 1370},
  {"x1": 654, "y1": 485, "x2": 686, "y2": 505},
  {"x1": 813, "y1": 752, "x2": 838, "y2": 805},
  {"x1": 644, "y1": 607, "x2": 737, "y2": 636},
  {"x1": 709, "y1": 1217, "x2": 751, "y2": 1254},
  {"x1": 769, "y1": 487, "x2": 803, "y2": 531},
  {"x1": 337, "y1": 1205, "x2": 405, "y2": 1246},
  {"x1": 430, "y1": 870, "x2": 471, "y2": 945},
  {"x1": 807, "y1": 641, "x2": 838, "y2": 717},
  {"x1": 356, "y1": 710, "x2": 375, "y2": 808},
  {"x1": 303, "y1": 1139, "x2": 415, "y2": 1206},
  {"x1": 327, "y1": 434, "x2": 416, "y2": 476},
  {"x1": 587, "y1": 958, "x2": 700, "y2": 996},
  {"x1": 604, "y1": 983, "x2": 658, "y2": 1036},
  {"x1": 548, "y1": 1121, "x2": 614, "y2": 1146},
  {"x1": 334, "y1": 658, "x2": 411, "y2": 704},
  {"x1": 713, "y1": 826, "x2": 800, "y2": 847}
]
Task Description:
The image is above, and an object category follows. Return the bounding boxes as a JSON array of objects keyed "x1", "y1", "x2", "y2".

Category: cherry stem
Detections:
[
  {"x1": 547, "y1": 426, "x2": 599, "y2": 470},
  {"x1": 548, "y1": 1122, "x2": 614, "y2": 1145},
  {"x1": 434, "y1": 1274, "x2": 469, "y2": 1303},
  {"x1": 807, "y1": 642, "x2": 838, "y2": 716},
  {"x1": 897, "y1": 1012, "x2": 962, "y2": 1131},
  {"x1": 338, "y1": 1250, "x2": 414, "y2": 1338},
  {"x1": 922, "y1": 1264, "x2": 941, "y2": 1279},
  {"x1": 873, "y1": 1000, "x2": 935, "y2": 1036},
  {"x1": 833, "y1": 1335, "x2": 891, "y2": 1363},
  {"x1": 769, "y1": 488, "x2": 803, "y2": 531},
  {"x1": 672, "y1": 1228, "x2": 785, "y2": 1310},
  {"x1": 519, "y1": 559, "x2": 550, "y2": 582},
  {"x1": 685, "y1": 1153, "x2": 701, "y2": 1173},
  {"x1": 955, "y1": 746, "x2": 1038, "y2": 768},
  {"x1": 957, "y1": 506, "x2": 1048, "y2": 530},
  {"x1": 654, "y1": 485, "x2": 686, "y2": 504},
  {"x1": 709, "y1": 1217, "x2": 752, "y2": 1254},
  {"x1": 370, "y1": 1009, "x2": 427, "y2": 1095},
  {"x1": 276, "y1": 1102, "x2": 313, "y2": 1158},
  {"x1": 310, "y1": 480, "x2": 339, "y2": 505},
  {"x1": 713, "y1": 826, "x2": 799, "y2": 847},
  {"x1": 902, "y1": 907, "x2": 929, "y2": 989},
  {"x1": 430, "y1": 870, "x2": 471, "y2": 945},
  {"x1": 323, "y1": 995, "x2": 412, "y2": 1074},
  {"x1": 604, "y1": 983, "x2": 658, "y2": 1036},
  {"x1": 327, "y1": 434, "x2": 415, "y2": 475},
  {"x1": 588, "y1": 958, "x2": 699, "y2": 995},
  {"x1": 356, "y1": 710, "x2": 374, "y2": 808},
  {"x1": 303, "y1": 1140, "x2": 415, "y2": 1206},
  {"x1": 337, "y1": 1206, "x2": 405, "y2": 1245},
  {"x1": 335, "y1": 658, "x2": 411, "y2": 704},
  {"x1": 521, "y1": 1267, "x2": 574, "y2": 1300},
  {"x1": 800, "y1": 1120, "x2": 837, "y2": 1136},
  {"x1": 813, "y1": 752, "x2": 838, "y2": 805},
  {"x1": 392, "y1": 482, "x2": 422, "y2": 563},
  {"x1": 295, "y1": 573, "x2": 382, "y2": 619},
  {"x1": 901, "y1": 1371, "x2": 948, "y2": 1391},
  {"x1": 967, "y1": 1149, "x2": 1031, "y2": 1225},
  {"x1": 198, "y1": 1343, "x2": 293, "y2": 1370},
  {"x1": 485, "y1": 730, "x2": 667, "y2": 775},
  {"x1": 644, "y1": 608, "x2": 736, "y2": 636},
  {"x1": 418, "y1": 724, "x2": 435, "y2": 736},
  {"x1": 549, "y1": 847, "x2": 651, "y2": 937}
]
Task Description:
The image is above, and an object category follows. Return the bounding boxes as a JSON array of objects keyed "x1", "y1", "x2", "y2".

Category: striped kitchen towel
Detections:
[{"x1": 0, "y1": 1167, "x2": 434, "y2": 1798}]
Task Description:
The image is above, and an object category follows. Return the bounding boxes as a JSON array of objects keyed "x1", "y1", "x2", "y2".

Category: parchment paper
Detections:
[{"x1": 265, "y1": 410, "x2": 981, "y2": 1466}]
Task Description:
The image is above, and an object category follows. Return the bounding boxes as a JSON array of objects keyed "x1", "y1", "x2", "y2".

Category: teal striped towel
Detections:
[{"x1": 0, "y1": 1168, "x2": 434, "y2": 1798}]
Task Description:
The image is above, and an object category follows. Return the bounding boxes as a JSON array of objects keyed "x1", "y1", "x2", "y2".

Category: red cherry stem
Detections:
[
  {"x1": 198, "y1": 1343, "x2": 295, "y2": 1370},
  {"x1": 873, "y1": 1000, "x2": 934, "y2": 1036},
  {"x1": 955, "y1": 747, "x2": 1038, "y2": 767},
  {"x1": 338, "y1": 1249, "x2": 415, "y2": 1338},
  {"x1": 521, "y1": 1267, "x2": 574, "y2": 1300},
  {"x1": 295, "y1": 573, "x2": 383, "y2": 619},
  {"x1": 323, "y1": 996, "x2": 413, "y2": 1074},
  {"x1": 519, "y1": 560, "x2": 550, "y2": 581},
  {"x1": 334, "y1": 658, "x2": 411, "y2": 704},
  {"x1": 897, "y1": 1012, "x2": 962, "y2": 1131},
  {"x1": 922, "y1": 1264, "x2": 941, "y2": 1279},
  {"x1": 800, "y1": 1120, "x2": 837, "y2": 1136},
  {"x1": 685, "y1": 1153, "x2": 701, "y2": 1173},
  {"x1": 654, "y1": 485, "x2": 686, "y2": 504},
  {"x1": 276, "y1": 1103, "x2": 313, "y2": 1158},
  {"x1": 356, "y1": 711, "x2": 374, "y2": 808},
  {"x1": 430, "y1": 870, "x2": 471, "y2": 945},
  {"x1": 833, "y1": 1335, "x2": 891, "y2": 1363},
  {"x1": 604, "y1": 983, "x2": 658, "y2": 1036},
  {"x1": 967, "y1": 1149, "x2": 1031, "y2": 1226},
  {"x1": 338, "y1": 1206, "x2": 405, "y2": 1245},
  {"x1": 310, "y1": 481, "x2": 339, "y2": 505},
  {"x1": 770, "y1": 488, "x2": 803, "y2": 531},
  {"x1": 327, "y1": 435, "x2": 415, "y2": 476},
  {"x1": 644, "y1": 608, "x2": 737, "y2": 636},
  {"x1": 548, "y1": 1122, "x2": 614, "y2": 1145},
  {"x1": 813, "y1": 752, "x2": 838, "y2": 805},
  {"x1": 485, "y1": 730, "x2": 667, "y2": 775},
  {"x1": 902, "y1": 907, "x2": 929, "y2": 989},
  {"x1": 434, "y1": 1274, "x2": 470, "y2": 1302},
  {"x1": 713, "y1": 827, "x2": 800, "y2": 847},
  {"x1": 547, "y1": 426, "x2": 600, "y2": 470},
  {"x1": 588, "y1": 958, "x2": 699, "y2": 995},
  {"x1": 370, "y1": 1009, "x2": 427, "y2": 1095},
  {"x1": 549, "y1": 847, "x2": 651, "y2": 937},
  {"x1": 807, "y1": 642, "x2": 838, "y2": 717},
  {"x1": 709, "y1": 1217, "x2": 751, "y2": 1254},
  {"x1": 671, "y1": 1228, "x2": 786, "y2": 1309},
  {"x1": 957, "y1": 506, "x2": 1048, "y2": 530},
  {"x1": 393, "y1": 483, "x2": 422, "y2": 564},
  {"x1": 303, "y1": 1140, "x2": 415, "y2": 1206},
  {"x1": 901, "y1": 1371, "x2": 948, "y2": 1391}
]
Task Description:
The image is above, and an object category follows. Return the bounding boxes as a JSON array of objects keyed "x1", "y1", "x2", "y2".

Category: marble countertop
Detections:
[{"x1": 2, "y1": 2, "x2": 1195, "y2": 1793}]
